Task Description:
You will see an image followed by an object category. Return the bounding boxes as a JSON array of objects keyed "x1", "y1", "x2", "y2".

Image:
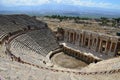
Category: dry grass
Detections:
[{"x1": 37, "y1": 17, "x2": 120, "y2": 36}]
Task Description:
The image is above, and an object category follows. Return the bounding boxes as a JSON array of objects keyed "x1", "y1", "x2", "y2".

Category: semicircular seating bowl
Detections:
[{"x1": 0, "y1": 15, "x2": 59, "y2": 66}]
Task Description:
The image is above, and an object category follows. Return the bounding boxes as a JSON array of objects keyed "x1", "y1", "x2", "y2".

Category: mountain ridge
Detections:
[{"x1": 0, "y1": 4, "x2": 120, "y2": 18}]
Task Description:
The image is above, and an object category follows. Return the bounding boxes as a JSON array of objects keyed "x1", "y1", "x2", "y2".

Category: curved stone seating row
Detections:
[
  {"x1": 1, "y1": 27, "x2": 58, "y2": 58},
  {"x1": 2, "y1": 28, "x2": 58, "y2": 66},
  {"x1": 81, "y1": 56, "x2": 120, "y2": 72},
  {"x1": 3, "y1": 27, "x2": 59, "y2": 57},
  {"x1": 3, "y1": 27, "x2": 120, "y2": 76},
  {"x1": 9, "y1": 39, "x2": 46, "y2": 66},
  {"x1": 0, "y1": 25, "x2": 22, "y2": 33},
  {"x1": 0, "y1": 15, "x2": 45, "y2": 29},
  {"x1": 0, "y1": 30, "x2": 6, "y2": 37},
  {"x1": 1, "y1": 55, "x2": 120, "y2": 80},
  {"x1": 5, "y1": 48, "x2": 120, "y2": 76},
  {"x1": 0, "y1": 31, "x2": 7, "y2": 42},
  {"x1": 26, "y1": 30, "x2": 59, "y2": 55},
  {"x1": 12, "y1": 34, "x2": 47, "y2": 56},
  {"x1": 0, "y1": 15, "x2": 47, "y2": 44}
]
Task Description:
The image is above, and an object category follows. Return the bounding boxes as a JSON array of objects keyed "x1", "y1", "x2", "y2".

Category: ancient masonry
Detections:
[
  {"x1": 58, "y1": 28, "x2": 120, "y2": 57},
  {"x1": 2, "y1": 15, "x2": 120, "y2": 79}
]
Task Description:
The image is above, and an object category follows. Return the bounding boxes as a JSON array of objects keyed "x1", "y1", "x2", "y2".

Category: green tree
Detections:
[
  {"x1": 101, "y1": 17, "x2": 108, "y2": 26},
  {"x1": 112, "y1": 18, "x2": 120, "y2": 27}
]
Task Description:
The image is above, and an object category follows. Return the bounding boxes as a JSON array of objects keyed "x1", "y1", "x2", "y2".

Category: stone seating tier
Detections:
[{"x1": 9, "y1": 29, "x2": 59, "y2": 57}]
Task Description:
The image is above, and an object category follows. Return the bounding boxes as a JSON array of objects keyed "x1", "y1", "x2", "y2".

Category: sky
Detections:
[{"x1": 0, "y1": 0, "x2": 120, "y2": 10}]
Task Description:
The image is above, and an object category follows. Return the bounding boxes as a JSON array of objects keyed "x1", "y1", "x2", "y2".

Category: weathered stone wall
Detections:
[
  {"x1": 63, "y1": 46, "x2": 101, "y2": 64},
  {"x1": 58, "y1": 28, "x2": 120, "y2": 57}
]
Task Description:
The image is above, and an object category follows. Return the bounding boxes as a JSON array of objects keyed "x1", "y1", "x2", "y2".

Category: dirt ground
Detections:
[
  {"x1": 51, "y1": 52, "x2": 88, "y2": 69},
  {"x1": 37, "y1": 17, "x2": 120, "y2": 36}
]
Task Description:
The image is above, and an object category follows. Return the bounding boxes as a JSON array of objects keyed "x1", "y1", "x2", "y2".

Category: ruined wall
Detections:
[
  {"x1": 63, "y1": 47, "x2": 101, "y2": 64},
  {"x1": 59, "y1": 28, "x2": 120, "y2": 57}
]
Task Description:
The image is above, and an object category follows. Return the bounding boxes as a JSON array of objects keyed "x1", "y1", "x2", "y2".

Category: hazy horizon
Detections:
[{"x1": 0, "y1": 0, "x2": 120, "y2": 18}]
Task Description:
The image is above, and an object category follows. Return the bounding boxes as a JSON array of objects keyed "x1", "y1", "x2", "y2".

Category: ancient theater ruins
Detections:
[
  {"x1": 1, "y1": 15, "x2": 120, "y2": 80},
  {"x1": 56, "y1": 28, "x2": 120, "y2": 60}
]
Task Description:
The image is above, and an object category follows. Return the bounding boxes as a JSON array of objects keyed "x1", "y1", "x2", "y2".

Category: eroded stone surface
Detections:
[{"x1": 0, "y1": 15, "x2": 120, "y2": 80}]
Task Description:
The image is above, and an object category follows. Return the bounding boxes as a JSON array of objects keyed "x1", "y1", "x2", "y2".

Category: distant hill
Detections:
[{"x1": 0, "y1": 4, "x2": 120, "y2": 18}]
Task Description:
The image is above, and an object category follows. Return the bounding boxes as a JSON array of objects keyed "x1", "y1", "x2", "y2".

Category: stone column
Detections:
[
  {"x1": 76, "y1": 34, "x2": 80, "y2": 46},
  {"x1": 81, "y1": 33, "x2": 84, "y2": 47},
  {"x1": 79, "y1": 34, "x2": 81, "y2": 46},
  {"x1": 83, "y1": 34, "x2": 86, "y2": 47},
  {"x1": 75, "y1": 33, "x2": 78, "y2": 45},
  {"x1": 92, "y1": 38, "x2": 95, "y2": 48},
  {"x1": 114, "y1": 42, "x2": 118, "y2": 56},
  {"x1": 74, "y1": 33, "x2": 76, "y2": 44},
  {"x1": 88, "y1": 35, "x2": 91, "y2": 49},
  {"x1": 72, "y1": 32, "x2": 75, "y2": 44},
  {"x1": 109, "y1": 42, "x2": 113, "y2": 53},
  {"x1": 64, "y1": 31, "x2": 67, "y2": 42},
  {"x1": 98, "y1": 39, "x2": 102, "y2": 53},
  {"x1": 69, "y1": 32, "x2": 71, "y2": 42},
  {"x1": 67, "y1": 32, "x2": 69, "y2": 42},
  {"x1": 78, "y1": 34, "x2": 81, "y2": 46},
  {"x1": 104, "y1": 40, "x2": 108, "y2": 54},
  {"x1": 64, "y1": 31, "x2": 66, "y2": 41},
  {"x1": 95, "y1": 38, "x2": 98, "y2": 52}
]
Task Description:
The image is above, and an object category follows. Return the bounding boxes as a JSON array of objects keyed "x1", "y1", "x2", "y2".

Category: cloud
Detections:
[
  {"x1": 1, "y1": 0, "x2": 50, "y2": 6},
  {"x1": 0, "y1": 0, "x2": 119, "y2": 9},
  {"x1": 53, "y1": 0, "x2": 62, "y2": 4},
  {"x1": 58, "y1": 0, "x2": 115, "y2": 9},
  {"x1": 70, "y1": 0, "x2": 113, "y2": 8}
]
